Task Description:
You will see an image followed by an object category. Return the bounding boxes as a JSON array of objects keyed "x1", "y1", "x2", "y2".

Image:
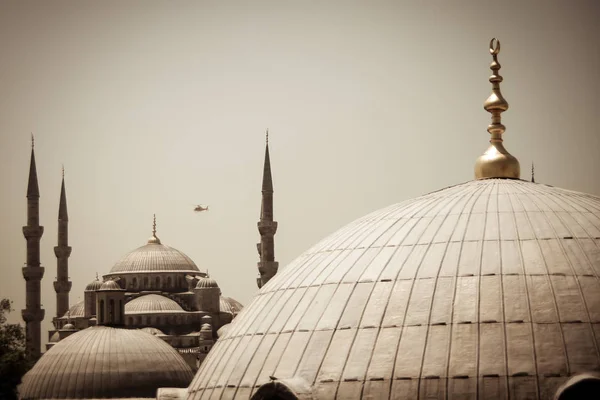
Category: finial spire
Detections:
[
  {"x1": 147, "y1": 214, "x2": 161, "y2": 244},
  {"x1": 62, "y1": 164, "x2": 64, "y2": 179},
  {"x1": 31, "y1": 133, "x2": 34, "y2": 149},
  {"x1": 266, "y1": 129, "x2": 269, "y2": 145},
  {"x1": 474, "y1": 38, "x2": 520, "y2": 180},
  {"x1": 96, "y1": 272, "x2": 99, "y2": 280},
  {"x1": 531, "y1": 162, "x2": 535, "y2": 183}
]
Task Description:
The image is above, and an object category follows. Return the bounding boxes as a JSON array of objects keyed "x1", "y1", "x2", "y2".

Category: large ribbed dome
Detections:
[
  {"x1": 20, "y1": 326, "x2": 193, "y2": 399},
  {"x1": 125, "y1": 294, "x2": 185, "y2": 313},
  {"x1": 107, "y1": 241, "x2": 200, "y2": 274},
  {"x1": 188, "y1": 179, "x2": 600, "y2": 400}
]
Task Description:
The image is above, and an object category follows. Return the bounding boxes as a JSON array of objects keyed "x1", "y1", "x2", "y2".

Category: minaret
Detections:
[
  {"x1": 22, "y1": 135, "x2": 45, "y2": 360},
  {"x1": 474, "y1": 38, "x2": 520, "y2": 179},
  {"x1": 53, "y1": 166, "x2": 72, "y2": 318},
  {"x1": 256, "y1": 130, "x2": 279, "y2": 288}
]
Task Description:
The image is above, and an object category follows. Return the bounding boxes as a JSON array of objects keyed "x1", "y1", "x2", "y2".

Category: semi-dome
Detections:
[
  {"x1": 20, "y1": 326, "x2": 193, "y2": 399},
  {"x1": 107, "y1": 241, "x2": 200, "y2": 275},
  {"x1": 188, "y1": 179, "x2": 600, "y2": 399},
  {"x1": 99, "y1": 280, "x2": 121, "y2": 291},
  {"x1": 219, "y1": 296, "x2": 243, "y2": 315},
  {"x1": 125, "y1": 294, "x2": 185, "y2": 313},
  {"x1": 84, "y1": 278, "x2": 102, "y2": 291},
  {"x1": 61, "y1": 323, "x2": 75, "y2": 330},
  {"x1": 141, "y1": 326, "x2": 165, "y2": 336},
  {"x1": 196, "y1": 276, "x2": 219, "y2": 289},
  {"x1": 61, "y1": 300, "x2": 84, "y2": 318}
]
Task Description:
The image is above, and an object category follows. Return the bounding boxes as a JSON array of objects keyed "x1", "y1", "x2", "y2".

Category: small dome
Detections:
[
  {"x1": 61, "y1": 300, "x2": 84, "y2": 319},
  {"x1": 20, "y1": 326, "x2": 193, "y2": 399},
  {"x1": 48, "y1": 331, "x2": 59, "y2": 343},
  {"x1": 107, "y1": 242, "x2": 199, "y2": 275},
  {"x1": 216, "y1": 323, "x2": 231, "y2": 338},
  {"x1": 195, "y1": 276, "x2": 219, "y2": 289},
  {"x1": 61, "y1": 323, "x2": 75, "y2": 330},
  {"x1": 84, "y1": 278, "x2": 102, "y2": 291},
  {"x1": 99, "y1": 280, "x2": 122, "y2": 291},
  {"x1": 125, "y1": 294, "x2": 184, "y2": 313},
  {"x1": 219, "y1": 296, "x2": 243, "y2": 315},
  {"x1": 140, "y1": 327, "x2": 164, "y2": 336}
]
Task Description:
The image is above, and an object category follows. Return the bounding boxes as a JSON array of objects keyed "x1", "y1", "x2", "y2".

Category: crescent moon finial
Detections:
[{"x1": 489, "y1": 38, "x2": 500, "y2": 55}]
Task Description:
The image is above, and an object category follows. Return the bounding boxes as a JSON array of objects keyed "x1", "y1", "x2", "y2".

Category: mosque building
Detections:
[
  {"x1": 18, "y1": 134, "x2": 278, "y2": 398},
  {"x1": 173, "y1": 39, "x2": 600, "y2": 400}
]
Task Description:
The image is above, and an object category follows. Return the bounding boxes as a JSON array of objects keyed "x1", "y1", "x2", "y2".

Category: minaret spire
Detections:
[
  {"x1": 256, "y1": 130, "x2": 279, "y2": 288},
  {"x1": 22, "y1": 135, "x2": 45, "y2": 361},
  {"x1": 474, "y1": 38, "x2": 520, "y2": 180},
  {"x1": 531, "y1": 162, "x2": 535, "y2": 183},
  {"x1": 54, "y1": 166, "x2": 72, "y2": 319}
]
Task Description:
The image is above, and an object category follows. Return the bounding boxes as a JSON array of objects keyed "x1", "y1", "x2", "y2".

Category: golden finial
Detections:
[
  {"x1": 148, "y1": 213, "x2": 161, "y2": 244},
  {"x1": 474, "y1": 38, "x2": 520, "y2": 180}
]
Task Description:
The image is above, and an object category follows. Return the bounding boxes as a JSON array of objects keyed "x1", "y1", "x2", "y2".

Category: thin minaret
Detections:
[
  {"x1": 22, "y1": 134, "x2": 45, "y2": 360},
  {"x1": 256, "y1": 130, "x2": 279, "y2": 288},
  {"x1": 53, "y1": 165, "x2": 72, "y2": 318}
]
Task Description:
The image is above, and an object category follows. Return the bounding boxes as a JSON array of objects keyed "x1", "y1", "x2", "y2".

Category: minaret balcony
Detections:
[
  {"x1": 257, "y1": 220, "x2": 278, "y2": 235},
  {"x1": 53, "y1": 246, "x2": 72, "y2": 258},
  {"x1": 22, "y1": 226, "x2": 44, "y2": 239},
  {"x1": 21, "y1": 308, "x2": 45, "y2": 322},
  {"x1": 53, "y1": 280, "x2": 72, "y2": 293},
  {"x1": 22, "y1": 266, "x2": 45, "y2": 281}
]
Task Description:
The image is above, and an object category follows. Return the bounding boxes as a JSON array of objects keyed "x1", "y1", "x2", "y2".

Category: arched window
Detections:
[
  {"x1": 144, "y1": 276, "x2": 149, "y2": 289},
  {"x1": 108, "y1": 299, "x2": 115, "y2": 323},
  {"x1": 155, "y1": 276, "x2": 161, "y2": 288},
  {"x1": 132, "y1": 277, "x2": 137, "y2": 289},
  {"x1": 99, "y1": 300, "x2": 105, "y2": 323},
  {"x1": 167, "y1": 276, "x2": 172, "y2": 288},
  {"x1": 128, "y1": 317, "x2": 133, "y2": 326}
]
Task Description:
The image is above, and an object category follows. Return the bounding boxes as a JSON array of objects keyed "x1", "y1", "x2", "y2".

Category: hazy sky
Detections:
[{"x1": 1, "y1": 1, "x2": 599, "y2": 343}]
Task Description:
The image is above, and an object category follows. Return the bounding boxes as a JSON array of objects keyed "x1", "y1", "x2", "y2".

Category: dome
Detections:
[
  {"x1": 196, "y1": 276, "x2": 219, "y2": 289},
  {"x1": 141, "y1": 326, "x2": 165, "y2": 336},
  {"x1": 61, "y1": 323, "x2": 75, "y2": 330},
  {"x1": 188, "y1": 179, "x2": 600, "y2": 400},
  {"x1": 99, "y1": 280, "x2": 121, "y2": 291},
  {"x1": 219, "y1": 296, "x2": 243, "y2": 315},
  {"x1": 84, "y1": 278, "x2": 102, "y2": 291},
  {"x1": 61, "y1": 300, "x2": 84, "y2": 318},
  {"x1": 107, "y1": 241, "x2": 199, "y2": 275},
  {"x1": 125, "y1": 294, "x2": 185, "y2": 313},
  {"x1": 20, "y1": 326, "x2": 193, "y2": 399},
  {"x1": 201, "y1": 323, "x2": 212, "y2": 332}
]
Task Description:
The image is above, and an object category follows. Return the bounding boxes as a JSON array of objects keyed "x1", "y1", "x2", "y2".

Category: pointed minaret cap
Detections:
[
  {"x1": 262, "y1": 129, "x2": 273, "y2": 192},
  {"x1": 474, "y1": 38, "x2": 520, "y2": 180},
  {"x1": 27, "y1": 134, "x2": 40, "y2": 198},
  {"x1": 147, "y1": 214, "x2": 161, "y2": 244},
  {"x1": 58, "y1": 165, "x2": 68, "y2": 221}
]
